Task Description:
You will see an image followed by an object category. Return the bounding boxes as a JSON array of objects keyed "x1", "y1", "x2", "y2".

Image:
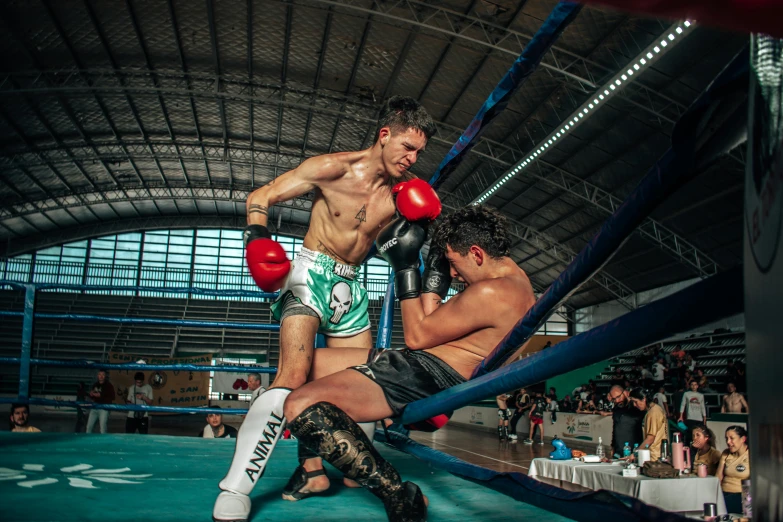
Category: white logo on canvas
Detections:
[
  {"x1": 329, "y1": 282, "x2": 352, "y2": 324},
  {"x1": 0, "y1": 463, "x2": 151, "y2": 488}
]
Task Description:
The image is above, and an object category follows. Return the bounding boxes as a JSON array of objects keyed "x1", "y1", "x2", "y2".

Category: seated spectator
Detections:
[
  {"x1": 717, "y1": 426, "x2": 750, "y2": 514},
  {"x1": 671, "y1": 345, "x2": 686, "y2": 361},
  {"x1": 199, "y1": 407, "x2": 238, "y2": 439},
  {"x1": 579, "y1": 385, "x2": 591, "y2": 402},
  {"x1": 695, "y1": 368, "x2": 712, "y2": 392},
  {"x1": 9, "y1": 404, "x2": 40, "y2": 432},
  {"x1": 560, "y1": 395, "x2": 575, "y2": 413},
  {"x1": 684, "y1": 353, "x2": 696, "y2": 372},
  {"x1": 722, "y1": 382, "x2": 749, "y2": 413},
  {"x1": 652, "y1": 357, "x2": 667, "y2": 389},
  {"x1": 571, "y1": 384, "x2": 584, "y2": 399},
  {"x1": 547, "y1": 387, "x2": 557, "y2": 400},
  {"x1": 611, "y1": 367, "x2": 625, "y2": 386},
  {"x1": 652, "y1": 386, "x2": 670, "y2": 417},
  {"x1": 691, "y1": 424, "x2": 722, "y2": 476},
  {"x1": 577, "y1": 394, "x2": 598, "y2": 414},
  {"x1": 639, "y1": 366, "x2": 653, "y2": 388},
  {"x1": 671, "y1": 359, "x2": 686, "y2": 389}
]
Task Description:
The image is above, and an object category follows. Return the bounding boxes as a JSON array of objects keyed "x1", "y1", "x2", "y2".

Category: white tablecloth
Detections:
[{"x1": 529, "y1": 459, "x2": 727, "y2": 515}]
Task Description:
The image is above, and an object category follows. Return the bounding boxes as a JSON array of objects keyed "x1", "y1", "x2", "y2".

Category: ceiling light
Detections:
[
  {"x1": 684, "y1": 21, "x2": 691, "y2": 27},
  {"x1": 599, "y1": 94, "x2": 604, "y2": 100},
  {"x1": 610, "y1": 84, "x2": 616, "y2": 90},
  {"x1": 676, "y1": 27, "x2": 683, "y2": 34},
  {"x1": 654, "y1": 46, "x2": 660, "y2": 53},
  {"x1": 640, "y1": 58, "x2": 647, "y2": 65},
  {"x1": 621, "y1": 74, "x2": 627, "y2": 81},
  {"x1": 593, "y1": 99, "x2": 599, "y2": 104},
  {"x1": 615, "y1": 79, "x2": 621, "y2": 85},
  {"x1": 661, "y1": 40, "x2": 667, "y2": 47},
  {"x1": 647, "y1": 52, "x2": 653, "y2": 59},
  {"x1": 633, "y1": 64, "x2": 640, "y2": 70},
  {"x1": 668, "y1": 33, "x2": 675, "y2": 40}
]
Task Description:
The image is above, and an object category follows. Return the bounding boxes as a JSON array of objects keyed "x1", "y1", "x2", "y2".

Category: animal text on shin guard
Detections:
[{"x1": 244, "y1": 411, "x2": 284, "y2": 483}]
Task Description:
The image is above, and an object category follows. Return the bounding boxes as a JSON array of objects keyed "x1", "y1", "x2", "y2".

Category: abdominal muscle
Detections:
[{"x1": 425, "y1": 344, "x2": 486, "y2": 381}]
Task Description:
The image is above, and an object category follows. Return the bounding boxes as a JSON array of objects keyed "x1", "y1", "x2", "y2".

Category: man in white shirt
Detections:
[
  {"x1": 247, "y1": 373, "x2": 266, "y2": 406},
  {"x1": 652, "y1": 358, "x2": 666, "y2": 389},
  {"x1": 653, "y1": 387, "x2": 669, "y2": 417},
  {"x1": 125, "y1": 372, "x2": 154, "y2": 434}
]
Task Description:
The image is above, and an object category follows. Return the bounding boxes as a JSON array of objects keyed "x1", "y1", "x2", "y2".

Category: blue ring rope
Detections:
[
  {"x1": 0, "y1": 357, "x2": 276, "y2": 373},
  {"x1": 0, "y1": 397, "x2": 250, "y2": 416},
  {"x1": 0, "y1": 310, "x2": 280, "y2": 330},
  {"x1": 472, "y1": 49, "x2": 749, "y2": 378},
  {"x1": 0, "y1": 281, "x2": 277, "y2": 299},
  {"x1": 401, "y1": 266, "x2": 742, "y2": 426}
]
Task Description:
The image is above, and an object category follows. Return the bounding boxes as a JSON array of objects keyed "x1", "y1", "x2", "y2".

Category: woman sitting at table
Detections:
[
  {"x1": 690, "y1": 424, "x2": 722, "y2": 475},
  {"x1": 716, "y1": 426, "x2": 750, "y2": 514},
  {"x1": 628, "y1": 387, "x2": 668, "y2": 462}
]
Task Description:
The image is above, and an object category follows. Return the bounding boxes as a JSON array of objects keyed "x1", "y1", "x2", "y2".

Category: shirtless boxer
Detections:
[
  {"x1": 213, "y1": 96, "x2": 439, "y2": 522},
  {"x1": 496, "y1": 393, "x2": 512, "y2": 440},
  {"x1": 721, "y1": 382, "x2": 749, "y2": 413},
  {"x1": 284, "y1": 205, "x2": 537, "y2": 521}
]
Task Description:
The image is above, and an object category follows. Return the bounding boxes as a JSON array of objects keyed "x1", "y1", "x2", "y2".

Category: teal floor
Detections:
[{"x1": 0, "y1": 433, "x2": 573, "y2": 521}]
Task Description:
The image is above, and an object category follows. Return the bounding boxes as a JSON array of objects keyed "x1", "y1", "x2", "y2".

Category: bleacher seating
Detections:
[{"x1": 0, "y1": 289, "x2": 405, "y2": 396}]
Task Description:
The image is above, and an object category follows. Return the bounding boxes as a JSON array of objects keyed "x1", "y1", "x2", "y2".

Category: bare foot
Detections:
[{"x1": 343, "y1": 477, "x2": 362, "y2": 488}]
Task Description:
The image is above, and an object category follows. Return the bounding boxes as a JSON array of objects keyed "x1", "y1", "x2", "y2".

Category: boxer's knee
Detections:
[{"x1": 284, "y1": 388, "x2": 317, "y2": 420}]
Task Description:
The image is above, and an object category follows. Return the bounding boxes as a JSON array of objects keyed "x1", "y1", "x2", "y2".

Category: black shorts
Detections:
[{"x1": 350, "y1": 349, "x2": 466, "y2": 417}]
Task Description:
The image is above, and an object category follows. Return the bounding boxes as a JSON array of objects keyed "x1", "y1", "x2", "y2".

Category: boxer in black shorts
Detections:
[{"x1": 283, "y1": 205, "x2": 536, "y2": 522}]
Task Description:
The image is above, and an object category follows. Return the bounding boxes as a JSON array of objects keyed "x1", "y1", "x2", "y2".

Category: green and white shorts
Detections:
[{"x1": 270, "y1": 247, "x2": 370, "y2": 337}]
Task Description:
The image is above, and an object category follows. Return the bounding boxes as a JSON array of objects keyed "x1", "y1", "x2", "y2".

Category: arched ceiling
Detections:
[{"x1": 0, "y1": 0, "x2": 748, "y2": 309}]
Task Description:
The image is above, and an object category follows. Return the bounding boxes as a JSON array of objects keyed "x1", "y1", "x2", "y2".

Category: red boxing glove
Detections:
[
  {"x1": 404, "y1": 411, "x2": 452, "y2": 432},
  {"x1": 232, "y1": 379, "x2": 242, "y2": 390},
  {"x1": 245, "y1": 225, "x2": 291, "y2": 292},
  {"x1": 393, "y1": 179, "x2": 441, "y2": 222}
]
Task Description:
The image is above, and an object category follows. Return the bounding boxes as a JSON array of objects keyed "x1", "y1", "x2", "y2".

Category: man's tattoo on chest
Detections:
[
  {"x1": 248, "y1": 204, "x2": 268, "y2": 216},
  {"x1": 355, "y1": 205, "x2": 367, "y2": 223}
]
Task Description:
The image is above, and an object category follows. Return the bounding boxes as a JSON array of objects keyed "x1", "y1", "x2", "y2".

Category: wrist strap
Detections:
[
  {"x1": 243, "y1": 224, "x2": 271, "y2": 247},
  {"x1": 394, "y1": 269, "x2": 422, "y2": 300}
]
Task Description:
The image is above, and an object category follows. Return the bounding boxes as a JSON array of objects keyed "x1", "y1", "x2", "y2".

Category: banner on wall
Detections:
[
  {"x1": 212, "y1": 360, "x2": 270, "y2": 394},
  {"x1": 108, "y1": 352, "x2": 211, "y2": 411}
]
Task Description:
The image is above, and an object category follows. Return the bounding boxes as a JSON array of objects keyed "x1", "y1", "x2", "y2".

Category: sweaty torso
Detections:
[
  {"x1": 424, "y1": 267, "x2": 536, "y2": 380},
  {"x1": 302, "y1": 153, "x2": 398, "y2": 265},
  {"x1": 724, "y1": 393, "x2": 745, "y2": 413}
]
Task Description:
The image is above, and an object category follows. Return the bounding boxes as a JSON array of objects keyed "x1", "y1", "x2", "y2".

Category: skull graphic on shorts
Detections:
[{"x1": 329, "y1": 282, "x2": 352, "y2": 324}]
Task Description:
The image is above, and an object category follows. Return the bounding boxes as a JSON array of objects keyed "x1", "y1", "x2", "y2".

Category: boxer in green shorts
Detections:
[
  {"x1": 271, "y1": 247, "x2": 370, "y2": 337},
  {"x1": 214, "y1": 96, "x2": 441, "y2": 522}
]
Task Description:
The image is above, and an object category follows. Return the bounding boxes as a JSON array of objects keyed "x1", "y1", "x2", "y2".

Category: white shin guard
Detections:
[{"x1": 218, "y1": 387, "x2": 290, "y2": 495}]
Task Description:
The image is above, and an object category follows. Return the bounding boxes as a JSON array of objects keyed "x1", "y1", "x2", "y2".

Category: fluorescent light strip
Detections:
[{"x1": 472, "y1": 21, "x2": 693, "y2": 205}]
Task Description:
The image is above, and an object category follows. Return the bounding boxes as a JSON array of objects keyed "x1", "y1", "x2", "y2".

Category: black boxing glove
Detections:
[
  {"x1": 422, "y1": 246, "x2": 452, "y2": 299},
  {"x1": 376, "y1": 216, "x2": 427, "y2": 300}
]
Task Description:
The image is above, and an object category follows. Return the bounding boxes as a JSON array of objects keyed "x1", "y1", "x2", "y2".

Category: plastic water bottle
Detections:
[
  {"x1": 623, "y1": 442, "x2": 632, "y2": 458},
  {"x1": 596, "y1": 436, "x2": 605, "y2": 459},
  {"x1": 632, "y1": 443, "x2": 639, "y2": 460}
]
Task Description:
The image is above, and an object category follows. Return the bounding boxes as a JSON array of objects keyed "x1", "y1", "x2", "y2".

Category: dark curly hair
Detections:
[
  {"x1": 431, "y1": 205, "x2": 511, "y2": 259},
  {"x1": 375, "y1": 96, "x2": 436, "y2": 141}
]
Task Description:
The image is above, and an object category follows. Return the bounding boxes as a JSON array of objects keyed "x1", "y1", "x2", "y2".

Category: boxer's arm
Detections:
[
  {"x1": 246, "y1": 155, "x2": 346, "y2": 226},
  {"x1": 400, "y1": 279, "x2": 498, "y2": 349}
]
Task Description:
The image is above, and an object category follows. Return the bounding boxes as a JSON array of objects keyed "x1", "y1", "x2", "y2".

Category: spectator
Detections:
[
  {"x1": 9, "y1": 404, "x2": 40, "y2": 432},
  {"x1": 671, "y1": 359, "x2": 686, "y2": 389},
  {"x1": 671, "y1": 345, "x2": 686, "y2": 361},
  {"x1": 571, "y1": 384, "x2": 584, "y2": 398},
  {"x1": 629, "y1": 388, "x2": 668, "y2": 462},
  {"x1": 247, "y1": 373, "x2": 266, "y2": 406},
  {"x1": 547, "y1": 387, "x2": 557, "y2": 400},
  {"x1": 496, "y1": 393, "x2": 512, "y2": 440},
  {"x1": 722, "y1": 382, "x2": 749, "y2": 413},
  {"x1": 611, "y1": 367, "x2": 625, "y2": 387},
  {"x1": 86, "y1": 370, "x2": 115, "y2": 434},
  {"x1": 542, "y1": 341, "x2": 552, "y2": 350},
  {"x1": 717, "y1": 426, "x2": 750, "y2": 514},
  {"x1": 606, "y1": 385, "x2": 644, "y2": 458},
  {"x1": 547, "y1": 395, "x2": 559, "y2": 424},
  {"x1": 725, "y1": 359, "x2": 746, "y2": 392},
  {"x1": 579, "y1": 385, "x2": 591, "y2": 402},
  {"x1": 639, "y1": 366, "x2": 653, "y2": 388},
  {"x1": 509, "y1": 388, "x2": 532, "y2": 440},
  {"x1": 679, "y1": 379, "x2": 708, "y2": 445},
  {"x1": 691, "y1": 424, "x2": 722, "y2": 476},
  {"x1": 684, "y1": 353, "x2": 696, "y2": 372},
  {"x1": 560, "y1": 395, "x2": 575, "y2": 413},
  {"x1": 75, "y1": 382, "x2": 87, "y2": 433},
  {"x1": 199, "y1": 407, "x2": 238, "y2": 438},
  {"x1": 524, "y1": 393, "x2": 547, "y2": 445},
  {"x1": 652, "y1": 386, "x2": 670, "y2": 418},
  {"x1": 695, "y1": 368, "x2": 712, "y2": 392},
  {"x1": 125, "y1": 372, "x2": 153, "y2": 434},
  {"x1": 652, "y1": 358, "x2": 666, "y2": 390}
]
